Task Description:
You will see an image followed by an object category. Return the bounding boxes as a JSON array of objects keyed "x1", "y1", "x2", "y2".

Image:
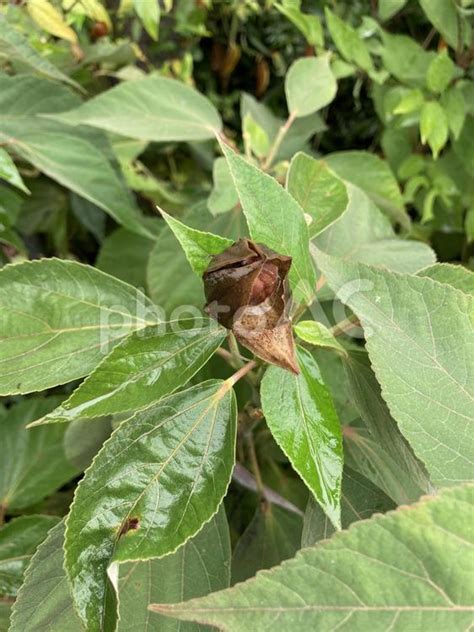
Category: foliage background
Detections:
[{"x1": 0, "y1": 0, "x2": 473, "y2": 631}]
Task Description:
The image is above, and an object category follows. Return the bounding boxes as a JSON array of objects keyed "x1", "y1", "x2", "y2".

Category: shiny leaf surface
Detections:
[
  {"x1": 65, "y1": 380, "x2": 237, "y2": 631},
  {"x1": 151, "y1": 485, "x2": 474, "y2": 630},
  {"x1": 119, "y1": 505, "x2": 231, "y2": 632},
  {"x1": 261, "y1": 347, "x2": 343, "y2": 528},
  {"x1": 34, "y1": 318, "x2": 226, "y2": 424},
  {"x1": 294, "y1": 320, "x2": 347, "y2": 356},
  {"x1": 0, "y1": 258, "x2": 159, "y2": 394}
]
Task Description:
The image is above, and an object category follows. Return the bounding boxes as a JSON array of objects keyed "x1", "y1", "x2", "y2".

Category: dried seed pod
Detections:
[{"x1": 203, "y1": 239, "x2": 299, "y2": 374}]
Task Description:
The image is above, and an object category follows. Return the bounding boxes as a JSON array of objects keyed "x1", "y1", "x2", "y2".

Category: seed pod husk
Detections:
[{"x1": 203, "y1": 238, "x2": 299, "y2": 374}]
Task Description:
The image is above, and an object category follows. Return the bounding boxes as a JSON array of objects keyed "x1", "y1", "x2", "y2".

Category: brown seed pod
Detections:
[
  {"x1": 203, "y1": 239, "x2": 299, "y2": 374},
  {"x1": 90, "y1": 21, "x2": 108, "y2": 40}
]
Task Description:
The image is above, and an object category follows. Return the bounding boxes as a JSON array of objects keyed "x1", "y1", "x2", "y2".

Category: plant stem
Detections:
[
  {"x1": 246, "y1": 432, "x2": 265, "y2": 498},
  {"x1": 226, "y1": 360, "x2": 257, "y2": 387},
  {"x1": 330, "y1": 314, "x2": 361, "y2": 337},
  {"x1": 262, "y1": 111, "x2": 297, "y2": 171}
]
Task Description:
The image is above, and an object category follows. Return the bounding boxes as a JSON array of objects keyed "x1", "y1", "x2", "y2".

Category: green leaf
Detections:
[
  {"x1": 65, "y1": 380, "x2": 237, "y2": 632},
  {"x1": 378, "y1": 0, "x2": 408, "y2": 21},
  {"x1": 286, "y1": 152, "x2": 348, "y2": 238},
  {"x1": 316, "y1": 249, "x2": 474, "y2": 487},
  {"x1": 242, "y1": 114, "x2": 270, "y2": 159},
  {"x1": 231, "y1": 505, "x2": 302, "y2": 585},
  {"x1": 441, "y1": 87, "x2": 466, "y2": 140},
  {"x1": 275, "y1": 2, "x2": 323, "y2": 46},
  {"x1": 426, "y1": 51, "x2": 455, "y2": 94},
  {"x1": 0, "y1": 258, "x2": 160, "y2": 395},
  {"x1": 52, "y1": 76, "x2": 222, "y2": 142},
  {"x1": 314, "y1": 185, "x2": 435, "y2": 274},
  {"x1": 418, "y1": 263, "x2": 474, "y2": 295},
  {"x1": 33, "y1": 318, "x2": 226, "y2": 425},
  {"x1": 208, "y1": 157, "x2": 239, "y2": 215},
  {"x1": 420, "y1": 0, "x2": 469, "y2": 50},
  {"x1": 118, "y1": 505, "x2": 231, "y2": 632},
  {"x1": 343, "y1": 350, "x2": 431, "y2": 504},
  {"x1": 393, "y1": 88, "x2": 424, "y2": 115},
  {"x1": 0, "y1": 17, "x2": 81, "y2": 89},
  {"x1": 302, "y1": 467, "x2": 395, "y2": 546},
  {"x1": 133, "y1": 0, "x2": 160, "y2": 40},
  {"x1": 0, "y1": 515, "x2": 59, "y2": 597},
  {"x1": 160, "y1": 210, "x2": 233, "y2": 276},
  {"x1": 221, "y1": 144, "x2": 316, "y2": 305},
  {"x1": 325, "y1": 8, "x2": 373, "y2": 72},
  {"x1": 324, "y1": 150, "x2": 407, "y2": 225},
  {"x1": 285, "y1": 54, "x2": 337, "y2": 117},
  {"x1": 0, "y1": 75, "x2": 153, "y2": 239},
  {"x1": 261, "y1": 347, "x2": 343, "y2": 529},
  {"x1": 294, "y1": 320, "x2": 347, "y2": 356},
  {"x1": 0, "y1": 148, "x2": 29, "y2": 194},
  {"x1": 0, "y1": 398, "x2": 78, "y2": 511},
  {"x1": 152, "y1": 485, "x2": 474, "y2": 630},
  {"x1": 96, "y1": 228, "x2": 154, "y2": 288},
  {"x1": 380, "y1": 32, "x2": 435, "y2": 87},
  {"x1": 10, "y1": 521, "x2": 85, "y2": 632},
  {"x1": 420, "y1": 101, "x2": 449, "y2": 159},
  {"x1": 64, "y1": 417, "x2": 113, "y2": 471}
]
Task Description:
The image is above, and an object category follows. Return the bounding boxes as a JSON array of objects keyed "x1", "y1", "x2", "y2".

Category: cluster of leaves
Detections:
[{"x1": 0, "y1": 1, "x2": 473, "y2": 631}]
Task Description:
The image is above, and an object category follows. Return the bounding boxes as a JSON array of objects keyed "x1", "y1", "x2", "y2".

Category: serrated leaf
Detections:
[
  {"x1": 65, "y1": 380, "x2": 237, "y2": 632},
  {"x1": 0, "y1": 398, "x2": 78, "y2": 511},
  {"x1": 0, "y1": 515, "x2": 59, "y2": 597},
  {"x1": 232, "y1": 504, "x2": 302, "y2": 585},
  {"x1": 285, "y1": 55, "x2": 337, "y2": 117},
  {"x1": 52, "y1": 76, "x2": 222, "y2": 142},
  {"x1": 150, "y1": 485, "x2": 474, "y2": 630},
  {"x1": 0, "y1": 75, "x2": 153, "y2": 238},
  {"x1": 286, "y1": 152, "x2": 348, "y2": 237},
  {"x1": 9, "y1": 521, "x2": 85, "y2": 632},
  {"x1": 27, "y1": 0, "x2": 77, "y2": 43},
  {"x1": 0, "y1": 17, "x2": 80, "y2": 89},
  {"x1": 325, "y1": 7, "x2": 373, "y2": 72},
  {"x1": 0, "y1": 258, "x2": 160, "y2": 395},
  {"x1": 118, "y1": 505, "x2": 231, "y2": 632},
  {"x1": 221, "y1": 144, "x2": 316, "y2": 305},
  {"x1": 0, "y1": 148, "x2": 29, "y2": 194},
  {"x1": 133, "y1": 0, "x2": 160, "y2": 40},
  {"x1": 34, "y1": 318, "x2": 226, "y2": 425},
  {"x1": 418, "y1": 263, "x2": 474, "y2": 295},
  {"x1": 302, "y1": 467, "x2": 395, "y2": 546},
  {"x1": 261, "y1": 347, "x2": 343, "y2": 529},
  {"x1": 160, "y1": 210, "x2": 233, "y2": 276},
  {"x1": 294, "y1": 320, "x2": 347, "y2": 356},
  {"x1": 420, "y1": 101, "x2": 449, "y2": 159},
  {"x1": 316, "y1": 249, "x2": 474, "y2": 487},
  {"x1": 343, "y1": 350, "x2": 431, "y2": 504}
]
